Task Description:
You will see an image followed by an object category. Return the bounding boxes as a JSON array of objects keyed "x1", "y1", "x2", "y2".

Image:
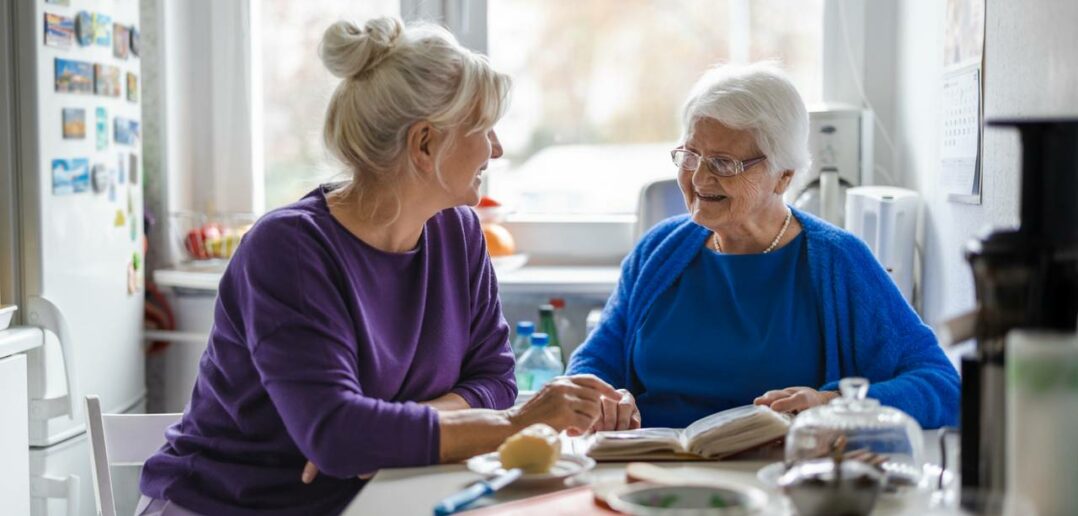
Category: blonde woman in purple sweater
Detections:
[{"x1": 137, "y1": 18, "x2": 633, "y2": 516}]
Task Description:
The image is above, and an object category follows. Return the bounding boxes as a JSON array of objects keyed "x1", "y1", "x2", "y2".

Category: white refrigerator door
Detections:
[{"x1": 18, "y1": 0, "x2": 145, "y2": 446}]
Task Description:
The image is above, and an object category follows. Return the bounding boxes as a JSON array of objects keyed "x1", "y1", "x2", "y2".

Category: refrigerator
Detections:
[{"x1": 2, "y1": 1, "x2": 146, "y2": 514}]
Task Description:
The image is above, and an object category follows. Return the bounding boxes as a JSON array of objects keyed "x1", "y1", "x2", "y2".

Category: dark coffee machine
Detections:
[{"x1": 962, "y1": 119, "x2": 1078, "y2": 506}]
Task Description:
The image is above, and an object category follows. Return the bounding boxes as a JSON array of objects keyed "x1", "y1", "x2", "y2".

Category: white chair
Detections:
[
  {"x1": 85, "y1": 395, "x2": 180, "y2": 516},
  {"x1": 635, "y1": 178, "x2": 686, "y2": 241}
]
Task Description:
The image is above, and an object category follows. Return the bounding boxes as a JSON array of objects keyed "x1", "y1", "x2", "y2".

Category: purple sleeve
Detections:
[
  {"x1": 237, "y1": 215, "x2": 440, "y2": 478},
  {"x1": 451, "y1": 209, "x2": 517, "y2": 409}
]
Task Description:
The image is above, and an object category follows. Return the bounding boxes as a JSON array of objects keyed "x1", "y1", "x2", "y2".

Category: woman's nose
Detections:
[{"x1": 489, "y1": 130, "x2": 504, "y2": 159}]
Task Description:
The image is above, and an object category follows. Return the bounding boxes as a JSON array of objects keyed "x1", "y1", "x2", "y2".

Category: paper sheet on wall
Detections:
[{"x1": 940, "y1": 67, "x2": 980, "y2": 196}]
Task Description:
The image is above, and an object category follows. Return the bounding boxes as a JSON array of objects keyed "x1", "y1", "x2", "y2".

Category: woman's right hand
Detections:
[{"x1": 507, "y1": 374, "x2": 621, "y2": 436}]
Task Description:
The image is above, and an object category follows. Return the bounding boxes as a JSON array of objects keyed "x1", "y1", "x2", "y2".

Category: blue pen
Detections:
[{"x1": 433, "y1": 468, "x2": 523, "y2": 516}]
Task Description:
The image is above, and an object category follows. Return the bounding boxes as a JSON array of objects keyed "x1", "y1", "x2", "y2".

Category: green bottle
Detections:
[{"x1": 537, "y1": 304, "x2": 564, "y2": 365}]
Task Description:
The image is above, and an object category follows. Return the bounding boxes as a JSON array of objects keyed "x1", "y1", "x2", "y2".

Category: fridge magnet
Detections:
[
  {"x1": 54, "y1": 58, "x2": 93, "y2": 94},
  {"x1": 130, "y1": 27, "x2": 140, "y2": 57},
  {"x1": 129, "y1": 152, "x2": 139, "y2": 185},
  {"x1": 114, "y1": 209, "x2": 125, "y2": 227},
  {"x1": 114, "y1": 117, "x2": 138, "y2": 145},
  {"x1": 44, "y1": 13, "x2": 74, "y2": 48},
  {"x1": 95, "y1": 107, "x2": 108, "y2": 150},
  {"x1": 91, "y1": 163, "x2": 110, "y2": 194},
  {"x1": 116, "y1": 152, "x2": 126, "y2": 184},
  {"x1": 127, "y1": 188, "x2": 133, "y2": 214},
  {"x1": 108, "y1": 181, "x2": 117, "y2": 202},
  {"x1": 127, "y1": 261, "x2": 137, "y2": 294},
  {"x1": 75, "y1": 11, "x2": 93, "y2": 46},
  {"x1": 51, "y1": 158, "x2": 90, "y2": 195},
  {"x1": 133, "y1": 252, "x2": 141, "y2": 272},
  {"x1": 126, "y1": 72, "x2": 138, "y2": 102},
  {"x1": 130, "y1": 216, "x2": 138, "y2": 242},
  {"x1": 61, "y1": 108, "x2": 85, "y2": 139},
  {"x1": 92, "y1": 13, "x2": 112, "y2": 47},
  {"x1": 113, "y1": 24, "x2": 129, "y2": 59},
  {"x1": 46, "y1": 0, "x2": 71, "y2": 6},
  {"x1": 93, "y1": 63, "x2": 121, "y2": 97}
]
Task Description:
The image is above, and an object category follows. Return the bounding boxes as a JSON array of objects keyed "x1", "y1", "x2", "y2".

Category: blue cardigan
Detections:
[{"x1": 567, "y1": 208, "x2": 960, "y2": 429}]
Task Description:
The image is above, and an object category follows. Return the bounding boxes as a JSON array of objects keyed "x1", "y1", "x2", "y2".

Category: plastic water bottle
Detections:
[
  {"x1": 511, "y1": 321, "x2": 535, "y2": 358},
  {"x1": 537, "y1": 304, "x2": 564, "y2": 363},
  {"x1": 515, "y1": 333, "x2": 563, "y2": 391}
]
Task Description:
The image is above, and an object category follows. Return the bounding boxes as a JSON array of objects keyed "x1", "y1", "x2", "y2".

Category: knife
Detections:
[{"x1": 432, "y1": 468, "x2": 524, "y2": 515}]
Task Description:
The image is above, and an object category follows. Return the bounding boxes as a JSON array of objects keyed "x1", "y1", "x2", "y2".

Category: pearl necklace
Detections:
[{"x1": 712, "y1": 208, "x2": 792, "y2": 254}]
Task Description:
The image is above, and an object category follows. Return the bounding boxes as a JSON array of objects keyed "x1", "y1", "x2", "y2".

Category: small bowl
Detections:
[
  {"x1": 607, "y1": 483, "x2": 769, "y2": 516},
  {"x1": 778, "y1": 459, "x2": 882, "y2": 516}
]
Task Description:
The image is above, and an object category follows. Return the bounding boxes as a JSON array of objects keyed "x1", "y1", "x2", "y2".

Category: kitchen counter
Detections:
[
  {"x1": 155, "y1": 265, "x2": 621, "y2": 295},
  {"x1": 0, "y1": 326, "x2": 43, "y2": 358}
]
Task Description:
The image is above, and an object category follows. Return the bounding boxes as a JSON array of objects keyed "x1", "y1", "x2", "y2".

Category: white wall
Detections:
[{"x1": 892, "y1": 0, "x2": 1078, "y2": 326}]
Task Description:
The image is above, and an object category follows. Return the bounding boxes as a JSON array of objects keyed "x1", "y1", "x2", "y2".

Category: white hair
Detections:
[
  {"x1": 680, "y1": 61, "x2": 810, "y2": 177},
  {"x1": 319, "y1": 17, "x2": 511, "y2": 221}
]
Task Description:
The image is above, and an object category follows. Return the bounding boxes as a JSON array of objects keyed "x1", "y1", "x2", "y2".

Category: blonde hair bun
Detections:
[{"x1": 318, "y1": 17, "x2": 403, "y2": 79}]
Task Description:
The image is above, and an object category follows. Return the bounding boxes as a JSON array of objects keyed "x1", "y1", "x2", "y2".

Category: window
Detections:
[
  {"x1": 486, "y1": 0, "x2": 823, "y2": 216},
  {"x1": 260, "y1": 0, "x2": 400, "y2": 209}
]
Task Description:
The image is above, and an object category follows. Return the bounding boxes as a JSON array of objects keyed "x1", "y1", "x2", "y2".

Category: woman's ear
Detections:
[
  {"x1": 774, "y1": 170, "x2": 795, "y2": 195},
  {"x1": 407, "y1": 121, "x2": 436, "y2": 174}
]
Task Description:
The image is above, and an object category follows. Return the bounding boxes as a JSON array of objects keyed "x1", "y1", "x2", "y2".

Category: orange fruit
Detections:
[{"x1": 482, "y1": 223, "x2": 516, "y2": 257}]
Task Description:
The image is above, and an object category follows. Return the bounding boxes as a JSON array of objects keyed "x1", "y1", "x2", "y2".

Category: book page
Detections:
[
  {"x1": 586, "y1": 427, "x2": 686, "y2": 458},
  {"x1": 683, "y1": 405, "x2": 791, "y2": 458}
]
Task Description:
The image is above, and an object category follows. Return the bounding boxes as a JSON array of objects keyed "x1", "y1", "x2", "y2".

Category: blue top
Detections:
[
  {"x1": 635, "y1": 232, "x2": 822, "y2": 427},
  {"x1": 567, "y1": 208, "x2": 960, "y2": 429}
]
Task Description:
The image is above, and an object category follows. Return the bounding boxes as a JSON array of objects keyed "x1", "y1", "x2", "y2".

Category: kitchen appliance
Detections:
[
  {"x1": 961, "y1": 119, "x2": 1078, "y2": 509},
  {"x1": 845, "y1": 187, "x2": 919, "y2": 303},
  {"x1": 1, "y1": 1, "x2": 146, "y2": 514},
  {"x1": 787, "y1": 104, "x2": 874, "y2": 227}
]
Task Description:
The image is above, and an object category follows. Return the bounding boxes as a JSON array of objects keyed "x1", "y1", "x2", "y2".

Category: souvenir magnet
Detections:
[
  {"x1": 96, "y1": 107, "x2": 107, "y2": 149},
  {"x1": 44, "y1": 13, "x2": 74, "y2": 48},
  {"x1": 93, "y1": 13, "x2": 111, "y2": 47},
  {"x1": 130, "y1": 27, "x2": 140, "y2": 57},
  {"x1": 91, "y1": 163, "x2": 109, "y2": 193},
  {"x1": 113, "y1": 23, "x2": 129, "y2": 59},
  {"x1": 75, "y1": 11, "x2": 92, "y2": 46},
  {"x1": 61, "y1": 108, "x2": 85, "y2": 139},
  {"x1": 55, "y1": 58, "x2": 93, "y2": 94},
  {"x1": 126, "y1": 72, "x2": 138, "y2": 102}
]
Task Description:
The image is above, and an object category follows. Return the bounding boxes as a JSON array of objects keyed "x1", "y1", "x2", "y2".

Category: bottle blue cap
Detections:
[
  {"x1": 516, "y1": 321, "x2": 535, "y2": 334},
  {"x1": 530, "y1": 333, "x2": 549, "y2": 346}
]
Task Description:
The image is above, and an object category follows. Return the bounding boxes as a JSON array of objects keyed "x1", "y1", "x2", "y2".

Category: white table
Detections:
[{"x1": 343, "y1": 430, "x2": 967, "y2": 515}]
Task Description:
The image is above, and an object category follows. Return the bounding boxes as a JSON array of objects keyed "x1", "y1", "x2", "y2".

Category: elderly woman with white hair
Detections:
[
  {"x1": 568, "y1": 62, "x2": 959, "y2": 432},
  {"x1": 137, "y1": 17, "x2": 620, "y2": 515}
]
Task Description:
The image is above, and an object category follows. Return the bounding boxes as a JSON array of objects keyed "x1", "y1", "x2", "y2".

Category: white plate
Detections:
[
  {"x1": 756, "y1": 461, "x2": 954, "y2": 494},
  {"x1": 608, "y1": 483, "x2": 770, "y2": 516},
  {"x1": 466, "y1": 452, "x2": 595, "y2": 485},
  {"x1": 491, "y1": 253, "x2": 528, "y2": 273}
]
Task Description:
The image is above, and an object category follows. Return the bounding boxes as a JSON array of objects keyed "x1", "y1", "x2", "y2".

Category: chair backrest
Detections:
[
  {"x1": 85, "y1": 395, "x2": 180, "y2": 516},
  {"x1": 635, "y1": 178, "x2": 686, "y2": 241}
]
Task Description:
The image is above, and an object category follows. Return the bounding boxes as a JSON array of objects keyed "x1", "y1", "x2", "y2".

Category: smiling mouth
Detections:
[{"x1": 696, "y1": 192, "x2": 727, "y2": 202}]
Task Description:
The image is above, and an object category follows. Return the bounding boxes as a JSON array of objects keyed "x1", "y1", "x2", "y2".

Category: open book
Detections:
[{"x1": 586, "y1": 405, "x2": 791, "y2": 461}]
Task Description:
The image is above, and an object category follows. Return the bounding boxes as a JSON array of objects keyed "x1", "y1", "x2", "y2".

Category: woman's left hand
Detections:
[{"x1": 753, "y1": 387, "x2": 839, "y2": 415}]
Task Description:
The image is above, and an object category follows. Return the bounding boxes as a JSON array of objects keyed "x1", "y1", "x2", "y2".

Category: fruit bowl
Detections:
[{"x1": 172, "y1": 211, "x2": 256, "y2": 262}]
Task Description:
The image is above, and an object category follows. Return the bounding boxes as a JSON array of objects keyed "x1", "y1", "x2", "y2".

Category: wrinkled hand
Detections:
[
  {"x1": 753, "y1": 387, "x2": 838, "y2": 415},
  {"x1": 591, "y1": 389, "x2": 640, "y2": 432},
  {"x1": 508, "y1": 374, "x2": 621, "y2": 437}
]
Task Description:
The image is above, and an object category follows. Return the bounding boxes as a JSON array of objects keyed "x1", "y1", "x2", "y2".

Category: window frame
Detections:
[{"x1": 181, "y1": 0, "x2": 859, "y2": 265}]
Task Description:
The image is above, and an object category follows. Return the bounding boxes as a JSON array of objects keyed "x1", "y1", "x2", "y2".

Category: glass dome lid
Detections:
[{"x1": 785, "y1": 378, "x2": 925, "y2": 487}]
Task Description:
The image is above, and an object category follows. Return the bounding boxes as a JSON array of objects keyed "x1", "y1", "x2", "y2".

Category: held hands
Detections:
[
  {"x1": 753, "y1": 386, "x2": 839, "y2": 415},
  {"x1": 507, "y1": 374, "x2": 626, "y2": 436},
  {"x1": 592, "y1": 389, "x2": 641, "y2": 432}
]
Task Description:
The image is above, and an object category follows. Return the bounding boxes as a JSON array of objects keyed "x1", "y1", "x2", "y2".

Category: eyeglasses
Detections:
[{"x1": 670, "y1": 148, "x2": 767, "y2": 177}]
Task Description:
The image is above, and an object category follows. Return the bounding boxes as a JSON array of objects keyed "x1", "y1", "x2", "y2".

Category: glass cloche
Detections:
[{"x1": 785, "y1": 377, "x2": 925, "y2": 489}]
